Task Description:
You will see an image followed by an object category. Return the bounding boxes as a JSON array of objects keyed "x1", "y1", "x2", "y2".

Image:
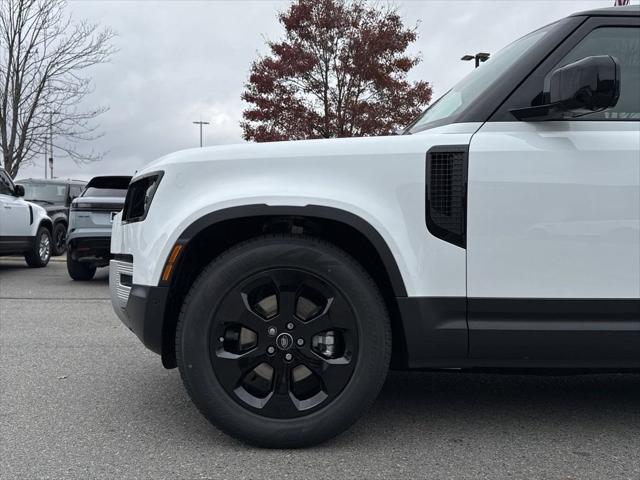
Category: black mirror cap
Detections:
[
  {"x1": 14, "y1": 184, "x2": 25, "y2": 197},
  {"x1": 549, "y1": 55, "x2": 620, "y2": 114}
]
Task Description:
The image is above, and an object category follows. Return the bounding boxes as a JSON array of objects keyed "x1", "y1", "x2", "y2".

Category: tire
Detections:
[
  {"x1": 176, "y1": 235, "x2": 391, "y2": 448},
  {"x1": 66, "y1": 252, "x2": 96, "y2": 281},
  {"x1": 24, "y1": 226, "x2": 51, "y2": 268},
  {"x1": 51, "y1": 222, "x2": 67, "y2": 256}
]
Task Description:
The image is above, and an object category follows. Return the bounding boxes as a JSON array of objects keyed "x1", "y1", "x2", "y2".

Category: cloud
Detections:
[{"x1": 16, "y1": 0, "x2": 611, "y2": 181}]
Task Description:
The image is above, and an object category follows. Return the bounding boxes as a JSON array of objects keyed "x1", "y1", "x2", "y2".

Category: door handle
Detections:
[{"x1": 2, "y1": 205, "x2": 11, "y2": 209}]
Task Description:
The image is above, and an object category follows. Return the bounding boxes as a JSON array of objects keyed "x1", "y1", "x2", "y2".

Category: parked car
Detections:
[
  {"x1": 110, "y1": 5, "x2": 640, "y2": 447},
  {"x1": 0, "y1": 167, "x2": 53, "y2": 267},
  {"x1": 16, "y1": 178, "x2": 87, "y2": 256},
  {"x1": 67, "y1": 175, "x2": 131, "y2": 280}
]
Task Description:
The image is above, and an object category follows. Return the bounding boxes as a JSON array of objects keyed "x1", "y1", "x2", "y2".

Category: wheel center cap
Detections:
[{"x1": 276, "y1": 332, "x2": 293, "y2": 351}]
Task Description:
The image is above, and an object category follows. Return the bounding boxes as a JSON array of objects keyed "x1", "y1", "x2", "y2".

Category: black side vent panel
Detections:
[{"x1": 425, "y1": 146, "x2": 468, "y2": 248}]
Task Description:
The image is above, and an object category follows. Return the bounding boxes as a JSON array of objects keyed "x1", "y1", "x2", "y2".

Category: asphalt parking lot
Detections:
[{"x1": 1, "y1": 259, "x2": 639, "y2": 480}]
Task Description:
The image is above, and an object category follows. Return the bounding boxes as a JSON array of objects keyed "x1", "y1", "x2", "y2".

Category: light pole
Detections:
[
  {"x1": 461, "y1": 52, "x2": 490, "y2": 68},
  {"x1": 193, "y1": 120, "x2": 210, "y2": 148},
  {"x1": 43, "y1": 111, "x2": 57, "y2": 178},
  {"x1": 49, "y1": 112, "x2": 53, "y2": 179}
]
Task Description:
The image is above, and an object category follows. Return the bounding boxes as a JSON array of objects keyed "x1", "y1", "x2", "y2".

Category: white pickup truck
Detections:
[{"x1": 110, "y1": 5, "x2": 640, "y2": 447}]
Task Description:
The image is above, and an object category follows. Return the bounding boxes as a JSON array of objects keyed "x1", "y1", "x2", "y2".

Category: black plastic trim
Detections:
[
  {"x1": 123, "y1": 285, "x2": 640, "y2": 370},
  {"x1": 468, "y1": 298, "x2": 640, "y2": 363},
  {"x1": 425, "y1": 145, "x2": 468, "y2": 248},
  {"x1": 177, "y1": 204, "x2": 408, "y2": 297},
  {"x1": 0, "y1": 235, "x2": 34, "y2": 253},
  {"x1": 113, "y1": 253, "x2": 133, "y2": 263},
  {"x1": 68, "y1": 237, "x2": 111, "y2": 264},
  {"x1": 121, "y1": 284, "x2": 169, "y2": 356},
  {"x1": 397, "y1": 296, "x2": 468, "y2": 369}
]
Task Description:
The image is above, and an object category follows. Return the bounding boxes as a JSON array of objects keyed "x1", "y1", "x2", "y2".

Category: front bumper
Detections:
[{"x1": 110, "y1": 259, "x2": 168, "y2": 355}]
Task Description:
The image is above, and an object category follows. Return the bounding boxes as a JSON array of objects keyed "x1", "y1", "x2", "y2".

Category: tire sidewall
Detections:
[
  {"x1": 26, "y1": 227, "x2": 51, "y2": 267},
  {"x1": 66, "y1": 250, "x2": 96, "y2": 280},
  {"x1": 52, "y1": 223, "x2": 67, "y2": 256},
  {"x1": 177, "y1": 236, "x2": 390, "y2": 447}
]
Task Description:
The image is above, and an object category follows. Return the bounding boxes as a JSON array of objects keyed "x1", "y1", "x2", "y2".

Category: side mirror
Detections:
[
  {"x1": 511, "y1": 55, "x2": 620, "y2": 121},
  {"x1": 14, "y1": 184, "x2": 25, "y2": 197}
]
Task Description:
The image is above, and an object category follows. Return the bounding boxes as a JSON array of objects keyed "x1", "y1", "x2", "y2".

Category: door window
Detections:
[{"x1": 70, "y1": 185, "x2": 84, "y2": 199}]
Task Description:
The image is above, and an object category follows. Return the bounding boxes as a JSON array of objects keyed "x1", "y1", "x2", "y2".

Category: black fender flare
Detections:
[
  {"x1": 38, "y1": 218, "x2": 53, "y2": 233},
  {"x1": 50, "y1": 212, "x2": 68, "y2": 227},
  {"x1": 176, "y1": 204, "x2": 408, "y2": 297}
]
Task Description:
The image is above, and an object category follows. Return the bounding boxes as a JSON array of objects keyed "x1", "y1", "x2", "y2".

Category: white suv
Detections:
[
  {"x1": 0, "y1": 167, "x2": 53, "y2": 267},
  {"x1": 110, "y1": 6, "x2": 640, "y2": 447}
]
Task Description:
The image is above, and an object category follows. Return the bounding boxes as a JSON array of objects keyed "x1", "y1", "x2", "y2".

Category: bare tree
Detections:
[{"x1": 0, "y1": 0, "x2": 115, "y2": 178}]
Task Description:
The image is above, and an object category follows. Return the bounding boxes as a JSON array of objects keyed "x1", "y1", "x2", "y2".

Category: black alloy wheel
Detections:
[
  {"x1": 176, "y1": 235, "x2": 391, "y2": 448},
  {"x1": 212, "y1": 268, "x2": 357, "y2": 418},
  {"x1": 52, "y1": 223, "x2": 67, "y2": 256}
]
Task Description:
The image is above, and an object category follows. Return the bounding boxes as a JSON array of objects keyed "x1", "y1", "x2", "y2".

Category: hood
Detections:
[
  {"x1": 27, "y1": 199, "x2": 65, "y2": 212},
  {"x1": 141, "y1": 136, "x2": 382, "y2": 173},
  {"x1": 137, "y1": 123, "x2": 482, "y2": 178},
  {"x1": 25, "y1": 200, "x2": 48, "y2": 216}
]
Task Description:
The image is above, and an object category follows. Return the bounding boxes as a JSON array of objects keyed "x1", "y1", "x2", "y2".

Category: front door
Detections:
[{"x1": 466, "y1": 22, "x2": 640, "y2": 364}]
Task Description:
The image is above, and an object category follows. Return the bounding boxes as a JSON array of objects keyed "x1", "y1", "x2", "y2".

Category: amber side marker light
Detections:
[{"x1": 161, "y1": 244, "x2": 183, "y2": 283}]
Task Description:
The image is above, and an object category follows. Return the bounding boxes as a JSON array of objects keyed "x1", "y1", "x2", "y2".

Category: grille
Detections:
[{"x1": 426, "y1": 148, "x2": 467, "y2": 248}]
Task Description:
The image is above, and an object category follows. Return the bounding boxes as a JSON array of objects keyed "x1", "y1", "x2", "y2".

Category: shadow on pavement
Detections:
[{"x1": 118, "y1": 362, "x2": 640, "y2": 450}]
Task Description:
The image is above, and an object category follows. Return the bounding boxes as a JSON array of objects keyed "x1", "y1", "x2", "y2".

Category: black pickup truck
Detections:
[{"x1": 17, "y1": 178, "x2": 87, "y2": 256}]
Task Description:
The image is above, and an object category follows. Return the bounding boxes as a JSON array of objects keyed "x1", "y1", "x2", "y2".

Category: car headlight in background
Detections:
[{"x1": 122, "y1": 172, "x2": 163, "y2": 223}]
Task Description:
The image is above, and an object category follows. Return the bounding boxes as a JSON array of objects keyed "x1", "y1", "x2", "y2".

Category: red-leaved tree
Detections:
[{"x1": 241, "y1": 0, "x2": 432, "y2": 142}]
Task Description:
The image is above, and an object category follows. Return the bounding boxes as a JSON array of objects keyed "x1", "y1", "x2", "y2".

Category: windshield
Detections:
[
  {"x1": 407, "y1": 23, "x2": 556, "y2": 133},
  {"x1": 20, "y1": 183, "x2": 67, "y2": 204},
  {"x1": 82, "y1": 176, "x2": 131, "y2": 197}
]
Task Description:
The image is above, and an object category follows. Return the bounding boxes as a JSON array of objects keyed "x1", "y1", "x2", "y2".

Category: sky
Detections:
[{"x1": 16, "y1": 0, "x2": 630, "y2": 181}]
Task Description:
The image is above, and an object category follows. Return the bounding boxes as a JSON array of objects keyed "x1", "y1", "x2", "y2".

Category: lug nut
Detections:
[
  {"x1": 286, "y1": 322, "x2": 294, "y2": 330},
  {"x1": 267, "y1": 346, "x2": 275, "y2": 355},
  {"x1": 267, "y1": 326, "x2": 277, "y2": 336},
  {"x1": 284, "y1": 353, "x2": 293, "y2": 361},
  {"x1": 296, "y1": 338, "x2": 304, "y2": 346}
]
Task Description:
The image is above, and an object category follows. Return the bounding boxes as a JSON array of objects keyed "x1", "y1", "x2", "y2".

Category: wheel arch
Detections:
[
  {"x1": 52, "y1": 215, "x2": 68, "y2": 227},
  {"x1": 38, "y1": 217, "x2": 53, "y2": 234},
  {"x1": 160, "y1": 204, "x2": 409, "y2": 369}
]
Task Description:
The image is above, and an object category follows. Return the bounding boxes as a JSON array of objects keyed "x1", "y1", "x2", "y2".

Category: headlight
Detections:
[{"x1": 122, "y1": 172, "x2": 163, "y2": 223}]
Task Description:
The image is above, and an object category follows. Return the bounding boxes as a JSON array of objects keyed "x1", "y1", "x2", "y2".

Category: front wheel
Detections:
[
  {"x1": 176, "y1": 235, "x2": 391, "y2": 448},
  {"x1": 24, "y1": 227, "x2": 51, "y2": 268}
]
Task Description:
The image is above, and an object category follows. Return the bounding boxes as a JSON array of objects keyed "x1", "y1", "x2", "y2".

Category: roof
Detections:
[
  {"x1": 571, "y1": 5, "x2": 640, "y2": 17},
  {"x1": 16, "y1": 177, "x2": 86, "y2": 185}
]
